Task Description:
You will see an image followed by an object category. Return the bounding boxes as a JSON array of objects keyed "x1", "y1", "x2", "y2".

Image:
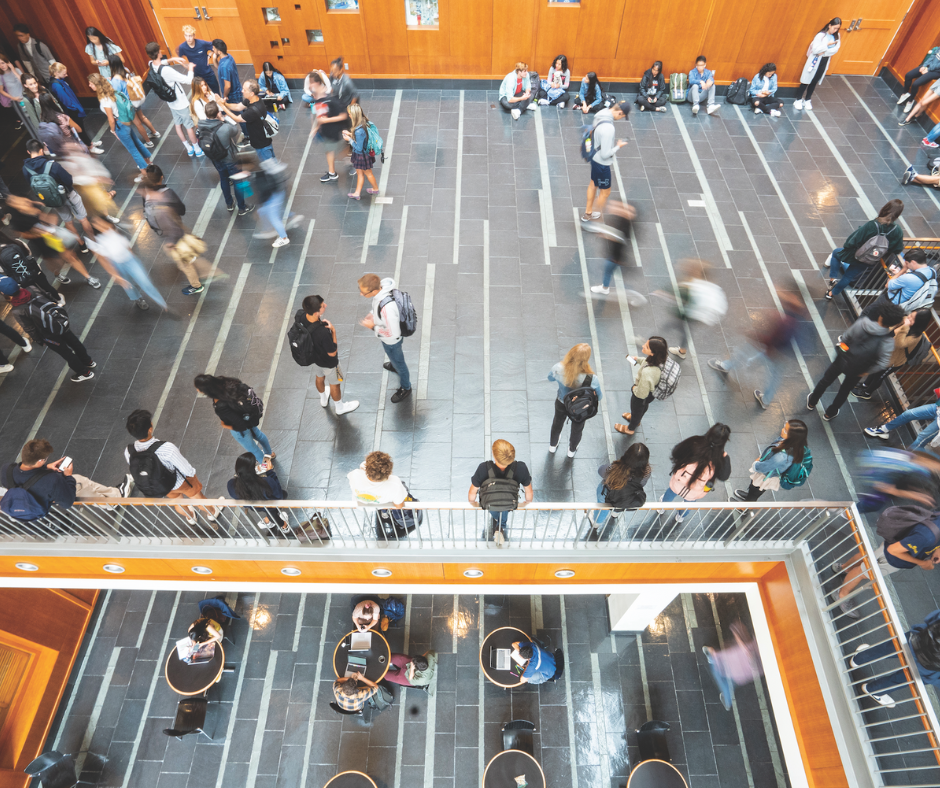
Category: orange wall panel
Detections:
[{"x1": 882, "y1": 0, "x2": 940, "y2": 125}]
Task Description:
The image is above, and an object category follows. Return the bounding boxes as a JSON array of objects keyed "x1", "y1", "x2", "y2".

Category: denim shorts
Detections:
[{"x1": 591, "y1": 160, "x2": 611, "y2": 190}]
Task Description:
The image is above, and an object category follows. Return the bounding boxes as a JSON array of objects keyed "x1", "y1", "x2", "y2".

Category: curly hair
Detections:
[{"x1": 364, "y1": 451, "x2": 394, "y2": 482}]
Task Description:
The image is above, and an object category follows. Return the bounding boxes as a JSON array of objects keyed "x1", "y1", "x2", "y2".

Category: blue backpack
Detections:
[
  {"x1": 1, "y1": 464, "x2": 53, "y2": 521},
  {"x1": 381, "y1": 597, "x2": 406, "y2": 623},
  {"x1": 580, "y1": 120, "x2": 612, "y2": 162},
  {"x1": 760, "y1": 445, "x2": 813, "y2": 490}
]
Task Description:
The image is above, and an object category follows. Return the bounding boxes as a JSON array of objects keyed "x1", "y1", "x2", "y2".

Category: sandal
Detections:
[
  {"x1": 348, "y1": 193, "x2": 361, "y2": 200},
  {"x1": 622, "y1": 412, "x2": 631, "y2": 420},
  {"x1": 366, "y1": 188, "x2": 379, "y2": 194},
  {"x1": 615, "y1": 423, "x2": 635, "y2": 435}
]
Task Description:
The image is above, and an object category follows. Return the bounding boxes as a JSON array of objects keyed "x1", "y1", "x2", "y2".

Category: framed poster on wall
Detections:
[
  {"x1": 406, "y1": 0, "x2": 439, "y2": 28},
  {"x1": 326, "y1": 0, "x2": 359, "y2": 9}
]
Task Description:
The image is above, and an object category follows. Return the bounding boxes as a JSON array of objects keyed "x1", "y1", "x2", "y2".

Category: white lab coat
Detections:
[{"x1": 800, "y1": 32, "x2": 841, "y2": 84}]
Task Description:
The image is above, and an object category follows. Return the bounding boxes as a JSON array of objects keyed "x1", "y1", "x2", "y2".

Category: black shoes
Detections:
[
  {"x1": 383, "y1": 362, "x2": 395, "y2": 372},
  {"x1": 391, "y1": 387, "x2": 411, "y2": 403}
]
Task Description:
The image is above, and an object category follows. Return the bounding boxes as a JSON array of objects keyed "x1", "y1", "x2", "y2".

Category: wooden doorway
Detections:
[
  {"x1": 829, "y1": 0, "x2": 918, "y2": 75},
  {"x1": 149, "y1": 0, "x2": 251, "y2": 62}
]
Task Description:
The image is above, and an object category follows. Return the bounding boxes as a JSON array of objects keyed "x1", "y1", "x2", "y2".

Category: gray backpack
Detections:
[
  {"x1": 478, "y1": 463, "x2": 520, "y2": 512},
  {"x1": 855, "y1": 224, "x2": 889, "y2": 265},
  {"x1": 875, "y1": 504, "x2": 940, "y2": 543}
]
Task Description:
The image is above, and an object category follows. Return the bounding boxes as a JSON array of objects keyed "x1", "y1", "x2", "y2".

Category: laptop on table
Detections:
[{"x1": 489, "y1": 645, "x2": 511, "y2": 671}]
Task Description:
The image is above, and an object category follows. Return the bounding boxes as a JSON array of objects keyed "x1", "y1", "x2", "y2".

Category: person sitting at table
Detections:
[
  {"x1": 188, "y1": 616, "x2": 223, "y2": 645},
  {"x1": 511, "y1": 639, "x2": 557, "y2": 685},
  {"x1": 352, "y1": 598, "x2": 383, "y2": 632},
  {"x1": 333, "y1": 671, "x2": 392, "y2": 712},
  {"x1": 383, "y1": 651, "x2": 437, "y2": 690}
]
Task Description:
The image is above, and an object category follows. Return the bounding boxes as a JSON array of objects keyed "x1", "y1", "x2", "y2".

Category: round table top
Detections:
[
  {"x1": 164, "y1": 643, "x2": 225, "y2": 696},
  {"x1": 627, "y1": 760, "x2": 688, "y2": 788},
  {"x1": 479, "y1": 626, "x2": 530, "y2": 688},
  {"x1": 333, "y1": 630, "x2": 391, "y2": 683},
  {"x1": 482, "y1": 750, "x2": 545, "y2": 788},
  {"x1": 323, "y1": 771, "x2": 377, "y2": 788}
]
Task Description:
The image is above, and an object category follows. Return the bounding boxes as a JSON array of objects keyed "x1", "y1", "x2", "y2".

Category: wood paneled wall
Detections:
[
  {"x1": 882, "y1": 0, "x2": 940, "y2": 124},
  {"x1": 0, "y1": 588, "x2": 96, "y2": 788},
  {"x1": 0, "y1": 0, "x2": 163, "y2": 97}
]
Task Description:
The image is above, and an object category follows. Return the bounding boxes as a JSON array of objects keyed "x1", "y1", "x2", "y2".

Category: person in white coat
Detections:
[{"x1": 794, "y1": 18, "x2": 841, "y2": 111}]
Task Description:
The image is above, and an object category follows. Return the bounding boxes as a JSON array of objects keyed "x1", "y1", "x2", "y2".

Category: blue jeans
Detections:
[
  {"x1": 114, "y1": 255, "x2": 166, "y2": 309},
  {"x1": 661, "y1": 488, "x2": 689, "y2": 520},
  {"x1": 853, "y1": 637, "x2": 940, "y2": 695},
  {"x1": 884, "y1": 403, "x2": 939, "y2": 449},
  {"x1": 722, "y1": 345, "x2": 782, "y2": 403},
  {"x1": 927, "y1": 121, "x2": 940, "y2": 143},
  {"x1": 230, "y1": 425, "x2": 272, "y2": 463},
  {"x1": 256, "y1": 145, "x2": 275, "y2": 162},
  {"x1": 707, "y1": 657, "x2": 736, "y2": 709},
  {"x1": 212, "y1": 159, "x2": 247, "y2": 210},
  {"x1": 114, "y1": 122, "x2": 149, "y2": 170},
  {"x1": 259, "y1": 190, "x2": 287, "y2": 238},
  {"x1": 594, "y1": 481, "x2": 613, "y2": 527},
  {"x1": 301, "y1": 94, "x2": 314, "y2": 106},
  {"x1": 602, "y1": 259, "x2": 617, "y2": 288},
  {"x1": 382, "y1": 339, "x2": 411, "y2": 390},
  {"x1": 828, "y1": 248, "x2": 869, "y2": 297}
]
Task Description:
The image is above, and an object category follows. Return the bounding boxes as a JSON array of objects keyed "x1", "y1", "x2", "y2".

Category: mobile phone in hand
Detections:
[
  {"x1": 626, "y1": 356, "x2": 637, "y2": 366},
  {"x1": 60, "y1": 456, "x2": 72, "y2": 470}
]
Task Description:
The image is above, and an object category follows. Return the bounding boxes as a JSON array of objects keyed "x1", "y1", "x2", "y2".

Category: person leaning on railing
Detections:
[{"x1": 825, "y1": 200, "x2": 905, "y2": 301}]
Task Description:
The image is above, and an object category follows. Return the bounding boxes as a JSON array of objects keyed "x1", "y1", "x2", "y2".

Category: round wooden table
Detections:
[
  {"x1": 323, "y1": 771, "x2": 377, "y2": 788},
  {"x1": 627, "y1": 759, "x2": 688, "y2": 788},
  {"x1": 333, "y1": 630, "x2": 391, "y2": 682},
  {"x1": 479, "y1": 626, "x2": 530, "y2": 688},
  {"x1": 164, "y1": 643, "x2": 225, "y2": 696},
  {"x1": 482, "y1": 750, "x2": 545, "y2": 788}
]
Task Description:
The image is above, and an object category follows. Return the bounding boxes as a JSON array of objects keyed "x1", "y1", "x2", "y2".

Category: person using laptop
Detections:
[
  {"x1": 384, "y1": 651, "x2": 437, "y2": 690},
  {"x1": 511, "y1": 639, "x2": 557, "y2": 685},
  {"x1": 352, "y1": 598, "x2": 383, "y2": 632},
  {"x1": 333, "y1": 671, "x2": 392, "y2": 712}
]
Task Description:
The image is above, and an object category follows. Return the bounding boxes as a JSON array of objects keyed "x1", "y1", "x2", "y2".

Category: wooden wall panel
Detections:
[
  {"x1": 882, "y1": 0, "x2": 940, "y2": 128},
  {"x1": 490, "y1": 0, "x2": 537, "y2": 76},
  {"x1": 361, "y1": 0, "x2": 410, "y2": 76}
]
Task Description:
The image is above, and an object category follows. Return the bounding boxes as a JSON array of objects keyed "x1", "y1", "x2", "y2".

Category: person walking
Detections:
[
  {"x1": 661, "y1": 423, "x2": 731, "y2": 522},
  {"x1": 547, "y1": 343, "x2": 603, "y2": 457},
  {"x1": 498, "y1": 62, "x2": 533, "y2": 119},
  {"x1": 145, "y1": 42, "x2": 202, "y2": 158},
  {"x1": 48, "y1": 63, "x2": 100, "y2": 151},
  {"x1": 84, "y1": 27, "x2": 123, "y2": 79},
  {"x1": 806, "y1": 302, "x2": 905, "y2": 420},
  {"x1": 468, "y1": 439, "x2": 534, "y2": 545},
  {"x1": 108, "y1": 57, "x2": 160, "y2": 146},
  {"x1": 592, "y1": 443, "x2": 651, "y2": 531},
  {"x1": 358, "y1": 274, "x2": 412, "y2": 404},
  {"x1": 226, "y1": 452, "x2": 289, "y2": 534},
  {"x1": 219, "y1": 79, "x2": 274, "y2": 161},
  {"x1": 342, "y1": 104, "x2": 379, "y2": 200},
  {"x1": 251, "y1": 158, "x2": 300, "y2": 247},
  {"x1": 88, "y1": 74, "x2": 152, "y2": 182},
  {"x1": 13, "y1": 24, "x2": 55, "y2": 86},
  {"x1": 702, "y1": 622, "x2": 762, "y2": 710},
  {"x1": 84, "y1": 216, "x2": 166, "y2": 311},
  {"x1": 0, "y1": 277, "x2": 96, "y2": 382},
  {"x1": 732, "y1": 419, "x2": 810, "y2": 503},
  {"x1": 307, "y1": 71, "x2": 349, "y2": 183},
  {"x1": 197, "y1": 102, "x2": 254, "y2": 216},
  {"x1": 853, "y1": 310, "x2": 932, "y2": 400},
  {"x1": 193, "y1": 374, "x2": 273, "y2": 472},
  {"x1": 141, "y1": 164, "x2": 210, "y2": 295},
  {"x1": 825, "y1": 200, "x2": 905, "y2": 300},
  {"x1": 688, "y1": 56, "x2": 719, "y2": 115},
  {"x1": 177, "y1": 25, "x2": 220, "y2": 93},
  {"x1": 290, "y1": 295, "x2": 359, "y2": 415},
  {"x1": 615, "y1": 336, "x2": 667, "y2": 435},
  {"x1": 793, "y1": 18, "x2": 841, "y2": 111},
  {"x1": 0, "y1": 286, "x2": 31, "y2": 374},
  {"x1": 124, "y1": 409, "x2": 220, "y2": 526},
  {"x1": 588, "y1": 200, "x2": 642, "y2": 298},
  {"x1": 581, "y1": 101, "x2": 629, "y2": 223}
]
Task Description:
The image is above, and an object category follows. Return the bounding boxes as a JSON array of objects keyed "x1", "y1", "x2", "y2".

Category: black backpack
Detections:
[
  {"x1": 563, "y1": 374, "x2": 599, "y2": 423},
  {"x1": 127, "y1": 441, "x2": 178, "y2": 497},
  {"x1": 603, "y1": 476, "x2": 647, "y2": 511},
  {"x1": 0, "y1": 240, "x2": 41, "y2": 286},
  {"x1": 230, "y1": 387, "x2": 264, "y2": 429},
  {"x1": 375, "y1": 485, "x2": 423, "y2": 539},
  {"x1": 725, "y1": 78, "x2": 750, "y2": 105},
  {"x1": 144, "y1": 64, "x2": 179, "y2": 102},
  {"x1": 196, "y1": 125, "x2": 228, "y2": 161},
  {"x1": 287, "y1": 318, "x2": 317, "y2": 366},
  {"x1": 478, "y1": 462, "x2": 520, "y2": 512}
]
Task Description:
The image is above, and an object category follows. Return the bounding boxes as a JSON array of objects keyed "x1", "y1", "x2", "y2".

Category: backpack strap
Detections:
[
  {"x1": 19, "y1": 466, "x2": 53, "y2": 491},
  {"x1": 486, "y1": 461, "x2": 495, "y2": 481},
  {"x1": 584, "y1": 374, "x2": 593, "y2": 388},
  {"x1": 42, "y1": 161, "x2": 54, "y2": 177},
  {"x1": 925, "y1": 518, "x2": 940, "y2": 547}
]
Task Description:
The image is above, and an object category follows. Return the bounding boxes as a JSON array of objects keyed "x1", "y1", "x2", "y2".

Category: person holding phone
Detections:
[
  {"x1": 615, "y1": 337, "x2": 668, "y2": 435},
  {"x1": 498, "y1": 62, "x2": 532, "y2": 120}
]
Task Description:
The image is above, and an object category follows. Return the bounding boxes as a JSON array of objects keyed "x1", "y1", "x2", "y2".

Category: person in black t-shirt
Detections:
[
  {"x1": 468, "y1": 439, "x2": 533, "y2": 545},
  {"x1": 219, "y1": 79, "x2": 275, "y2": 161},
  {"x1": 308, "y1": 71, "x2": 349, "y2": 183},
  {"x1": 296, "y1": 294, "x2": 359, "y2": 415}
]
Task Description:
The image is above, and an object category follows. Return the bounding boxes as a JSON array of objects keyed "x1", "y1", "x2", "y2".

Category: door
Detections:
[
  {"x1": 200, "y1": 2, "x2": 252, "y2": 62},
  {"x1": 829, "y1": 0, "x2": 917, "y2": 75},
  {"x1": 149, "y1": 0, "x2": 252, "y2": 63}
]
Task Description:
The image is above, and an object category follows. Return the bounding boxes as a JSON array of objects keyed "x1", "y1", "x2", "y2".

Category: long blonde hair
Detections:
[
  {"x1": 88, "y1": 73, "x2": 115, "y2": 101},
  {"x1": 560, "y1": 343, "x2": 593, "y2": 387},
  {"x1": 347, "y1": 103, "x2": 369, "y2": 131}
]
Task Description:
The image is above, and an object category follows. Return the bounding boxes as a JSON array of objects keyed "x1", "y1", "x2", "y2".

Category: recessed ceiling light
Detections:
[
  {"x1": 191, "y1": 566, "x2": 213, "y2": 575},
  {"x1": 371, "y1": 568, "x2": 392, "y2": 577},
  {"x1": 281, "y1": 567, "x2": 301, "y2": 576},
  {"x1": 14, "y1": 562, "x2": 38, "y2": 572},
  {"x1": 554, "y1": 569, "x2": 576, "y2": 579},
  {"x1": 463, "y1": 569, "x2": 484, "y2": 578},
  {"x1": 103, "y1": 564, "x2": 125, "y2": 574}
]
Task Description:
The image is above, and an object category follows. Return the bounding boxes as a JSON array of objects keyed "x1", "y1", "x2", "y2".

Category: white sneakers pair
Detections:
[
  {"x1": 793, "y1": 99, "x2": 814, "y2": 111},
  {"x1": 319, "y1": 388, "x2": 359, "y2": 415}
]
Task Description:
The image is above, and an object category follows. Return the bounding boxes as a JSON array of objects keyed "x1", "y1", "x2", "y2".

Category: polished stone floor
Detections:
[{"x1": 48, "y1": 590, "x2": 785, "y2": 788}]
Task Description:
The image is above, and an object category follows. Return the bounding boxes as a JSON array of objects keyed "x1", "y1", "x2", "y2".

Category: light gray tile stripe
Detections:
[
  {"x1": 293, "y1": 593, "x2": 307, "y2": 652},
  {"x1": 135, "y1": 591, "x2": 158, "y2": 649},
  {"x1": 708, "y1": 595, "x2": 755, "y2": 788},
  {"x1": 483, "y1": 219, "x2": 491, "y2": 447},
  {"x1": 635, "y1": 633, "x2": 653, "y2": 720},
  {"x1": 417, "y1": 263, "x2": 435, "y2": 400},
  {"x1": 731, "y1": 105, "x2": 817, "y2": 265},
  {"x1": 573, "y1": 207, "x2": 616, "y2": 461},
  {"x1": 393, "y1": 595, "x2": 413, "y2": 788},
  {"x1": 453, "y1": 90, "x2": 464, "y2": 265},
  {"x1": 246, "y1": 650, "x2": 279, "y2": 788},
  {"x1": 53, "y1": 590, "x2": 112, "y2": 750},
  {"x1": 559, "y1": 597, "x2": 580, "y2": 788},
  {"x1": 821, "y1": 226, "x2": 836, "y2": 250},
  {"x1": 299, "y1": 594, "x2": 331, "y2": 788},
  {"x1": 281, "y1": 132, "x2": 316, "y2": 220},
  {"x1": 205, "y1": 262, "x2": 252, "y2": 376},
  {"x1": 260, "y1": 219, "x2": 317, "y2": 407},
  {"x1": 216, "y1": 594, "x2": 261, "y2": 788},
  {"x1": 671, "y1": 109, "x2": 732, "y2": 267},
  {"x1": 120, "y1": 591, "x2": 182, "y2": 788},
  {"x1": 751, "y1": 656, "x2": 787, "y2": 788},
  {"x1": 423, "y1": 656, "x2": 438, "y2": 788},
  {"x1": 363, "y1": 90, "x2": 403, "y2": 256},
  {"x1": 590, "y1": 652, "x2": 612, "y2": 788},
  {"x1": 681, "y1": 593, "x2": 696, "y2": 652},
  {"x1": 534, "y1": 109, "x2": 556, "y2": 247},
  {"x1": 739, "y1": 213, "x2": 855, "y2": 498},
  {"x1": 74, "y1": 647, "x2": 120, "y2": 777},
  {"x1": 538, "y1": 190, "x2": 552, "y2": 265},
  {"x1": 790, "y1": 269, "x2": 835, "y2": 354},
  {"x1": 613, "y1": 269, "x2": 639, "y2": 356},
  {"x1": 452, "y1": 594, "x2": 460, "y2": 652}
]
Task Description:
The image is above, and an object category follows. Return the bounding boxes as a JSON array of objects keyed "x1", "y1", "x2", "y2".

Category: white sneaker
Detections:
[
  {"x1": 557, "y1": 101, "x2": 565, "y2": 109},
  {"x1": 706, "y1": 103, "x2": 719, "y2": 115},
  {"x1": 272, "y1": 237, "x2": 289, "y2": 248},
  {"x1": 692, "y1": 103, "x2": 700, "y2": 115},
  {"x1": 754, "y1": 108, "x2": 763, "y2": 114},
  {"x1": 793, "y1": 99, "x2": 803, "y2": 110},
  {"x1": 493, "y1": 530, "x2": 505, "y2": 547},
  {"x1": 319, "y1": 389, "x2": 330, "y2": 407},
  {"x1": 904, "y1": 101, "x2": 914, "y2": 113},
  {"x1": 849, "y1": 643, "x2": 871, "y2": 668},
  {"x1": 21, "y1": 339, "x2": 31, "y2": 353},
  {"x1": 511, "y1": 108, "x2": 521, "y2": 120},
  {"x1": 804, "y1": 100, "x2": 813, "y2": 111},
  {"x1": 549, "y1": 443, "x2": 557, "y2": 454},
  {"x1": 770, "y1": 109, "x2": 781, "y2": 117},
  {"x1": 567, "y1": 448, "x2": 576, "y2": 458},
  {"x1": 668, "y1": 346, "x2": 687, "y2": 359},
  {"x1": 538, "y1": 98, "x2": 549, "y2": 106},
  {"x1": 897, "y1": 92, "x2": 911, "y2": 105},
  {"x1": 0, "y1": 364, "x2": 12, "y2": 374},
  {"x1": 334, "y1": 400, "x2": 360, "y2": 415},
  {"x1": 862, "y1": 683, "x2": 896, "y2": 708},
  {"x1": 590, "y1": 285, "x2": 610, "y2": 295}
]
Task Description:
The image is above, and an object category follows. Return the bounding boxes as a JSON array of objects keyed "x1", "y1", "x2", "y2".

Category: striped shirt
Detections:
[
  {"x1": 332, "y1": 680, "x2": 376, "y2": 711},
  {"x1": 124, "y1": 438, "x2": 195, "y2": 491}
]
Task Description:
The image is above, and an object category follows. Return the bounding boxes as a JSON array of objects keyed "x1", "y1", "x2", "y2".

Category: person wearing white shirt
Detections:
[{"x1": 145, "y1": 41, "x2": 202, "y2": 157}]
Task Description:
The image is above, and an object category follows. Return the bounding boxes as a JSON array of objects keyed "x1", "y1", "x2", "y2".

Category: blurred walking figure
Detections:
[
  {"x1": 708, "y1": 289, "x2": 804, "y2": 409},
  {"x1": 252, "y1": 158, "x2": 302, "y2": 248},
  {"x1": 85, "y1": 216, "x2": 166, "y2": 311},
  {"x1": 702, "y1": 622, "x2": 763, "y2": 710},
  {"x1": 656, "y1": 259, "x2": 727, "y2": 360},
  {"x1": 587, "y1": 200, "x2": 645, "y2": 303}
]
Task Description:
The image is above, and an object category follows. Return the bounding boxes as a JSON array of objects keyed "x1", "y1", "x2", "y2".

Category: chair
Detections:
[
  {"x1": 163, "y1": 697, "x2": 212, "y2": 741},
  {"x1": 502, "y1": 720, "x2": 536, "y2": 755},
  {"x1": 329, "y1": 701, "x2": 362, "y2": 717},
  {"x1": 548, "y1": 648, "x2": 565, "y2": 682},
  {"x1": 636, "y1": 720, "x2": 671, "y2": 763},
  {"x1": 199, "y1": 598, "x2": 237, "y2": 647},
  {"x1": 24, "y1": 752, "x2": 77, "y2": 788}
]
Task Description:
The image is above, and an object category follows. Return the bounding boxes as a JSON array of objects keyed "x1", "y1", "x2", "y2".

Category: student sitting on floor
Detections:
[
  {"x1": 749, "y1": 63, "x2": 783, "y2": 117},
  {"x1": 636, "y1": 61, "x2": 668, "y2": 112},
  {"x1": 539, "y1": 54, "x2": 571, "y2": 107},
  {"x1": 902, "y1": 162, "x2": 940, "y2": 188},
  {"x1": 573, "y1": 71, "x2": 605, "y2": 114},
  {"x1": 498, "y1": 62, "x2": 533, "y2": 120}
]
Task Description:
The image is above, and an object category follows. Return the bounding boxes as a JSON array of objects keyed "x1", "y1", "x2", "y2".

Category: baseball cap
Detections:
[
  {"x1": 0, "y1": 276, "x2": 18, "y2": 296},
  {"x1": 615, "y1": 100, "x2": 631, "y2": 116}
]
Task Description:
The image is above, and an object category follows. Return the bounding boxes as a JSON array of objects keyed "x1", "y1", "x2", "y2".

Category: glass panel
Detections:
[
  {"x1": 263, "y1": 7, "x2": 282, "y2": 22},
  {"x1": 325, "y1": 0, "x2": 359, "y2": 10},
  {"x1": 306, "y1": 29, "x2": 324, "y2": 43},
  {"x1": 406, "y1": 0, "x2": 439, "y2": 26}
]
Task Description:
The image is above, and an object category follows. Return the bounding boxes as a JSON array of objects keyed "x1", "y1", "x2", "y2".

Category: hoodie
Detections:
[
  {"x1": 591, "y1": 108, "x2": 617, "y2": 166},
  {"x1": 197, "y1": 117, "x2": 239, "y2": 164},
  {"x1": 841, "y1": 315, "x2": 894, "y2": 373},
  {"x1": 23, "y1": 155, "x2": 73, "y2": 193},
  {"x1": 370, "y1": 277, "x2": 402, "y2": 345}
]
